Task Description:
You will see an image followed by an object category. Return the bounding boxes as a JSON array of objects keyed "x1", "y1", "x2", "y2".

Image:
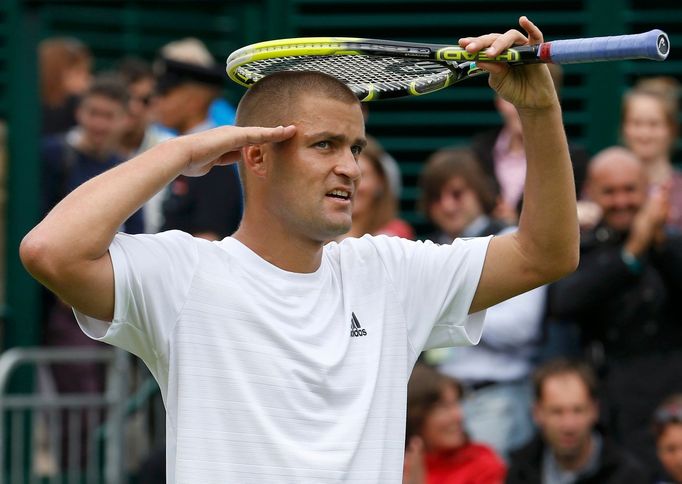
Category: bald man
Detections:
[{"x1": 550, "y1": 146, "x2": 682, "y2": 479}]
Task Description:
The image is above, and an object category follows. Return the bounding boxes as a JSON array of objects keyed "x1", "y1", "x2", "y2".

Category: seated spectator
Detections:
[
  {"x1": 507, "y1": 358, "x2": 647, "y2": 484},
  {"x1": 654, "y1": 395, "x2": 682, "y2": 484},
  {"x1": 403, "y1": 363, "x2": 506, "y2": 484},
  {"x1": 338, "y1": 135, "x2": 414, "y2": 239},
  {"x1": 39, "y1": 37, "x2": 92, "y2": 135},
  {"x1": 420, "y1": 147, "x2": 543, "y2": 459},
  {"x1": 549, "y1": 147, "x2": 682, "y2": 477}
]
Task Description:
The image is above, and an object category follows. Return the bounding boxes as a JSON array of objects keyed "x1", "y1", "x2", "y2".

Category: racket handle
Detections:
[{"x1": 543, "y1": 29, "x2": 670, "y2": 64}]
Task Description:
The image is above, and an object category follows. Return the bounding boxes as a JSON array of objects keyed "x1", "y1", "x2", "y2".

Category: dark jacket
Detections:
[
  {"x1": 548, "y1": 223, "x2": 682, "y2": 359},
  {"x1": 506, "y1": 434, "x2": 648, "y2": 484}
]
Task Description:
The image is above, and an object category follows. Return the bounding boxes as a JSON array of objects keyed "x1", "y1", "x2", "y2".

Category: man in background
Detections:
[
  {"x1": 507, "y1": 358, "x2": 647, "y2": 484},
  {"x1": 549, "y1": 147, "x2": 682, "y2": 477},
  {"x1": 155, "y1": 38, "x2": 242, "y2": 239}
]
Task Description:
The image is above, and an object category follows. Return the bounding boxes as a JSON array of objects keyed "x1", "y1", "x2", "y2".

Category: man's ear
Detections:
[{"x1": 241, "y1": 144, "x2": 267, "y2": 178}]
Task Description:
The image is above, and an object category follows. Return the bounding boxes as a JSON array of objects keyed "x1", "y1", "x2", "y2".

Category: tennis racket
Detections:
[{"x1": 226, "y1": 30, "x2": 670, "y2": 101}]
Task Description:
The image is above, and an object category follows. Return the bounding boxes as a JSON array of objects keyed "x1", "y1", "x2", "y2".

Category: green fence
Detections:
[{"x1": 1, "y1": 0, "x2": 681, "y2": 349}]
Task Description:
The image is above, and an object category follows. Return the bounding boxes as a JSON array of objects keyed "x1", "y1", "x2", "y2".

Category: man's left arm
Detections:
[{"x1": 467, "y1": 17, "x2": 579, "y2": 313}]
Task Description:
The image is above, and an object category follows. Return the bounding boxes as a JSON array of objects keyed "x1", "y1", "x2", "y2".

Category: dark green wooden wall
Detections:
[{"x1": 1, "y1": 0, "x2": 681, "y2": 348}]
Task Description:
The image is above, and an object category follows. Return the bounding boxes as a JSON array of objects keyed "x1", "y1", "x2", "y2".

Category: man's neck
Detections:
[{"x1": 233, "y1": 218, "x2": 325, "y2": 274}]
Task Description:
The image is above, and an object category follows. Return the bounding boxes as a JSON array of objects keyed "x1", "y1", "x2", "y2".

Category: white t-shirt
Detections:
[{"x1": 75, "y1": 231, "x2": 490, "y2": 483}]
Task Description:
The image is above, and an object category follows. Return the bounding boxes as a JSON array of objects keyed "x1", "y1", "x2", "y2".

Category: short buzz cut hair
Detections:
[
  {"x1": 235, "y1": 71, "x2": 360, "y2": 128},
  {"x1": 533, "y1": 358, "x2": 599, "y2": 403}
]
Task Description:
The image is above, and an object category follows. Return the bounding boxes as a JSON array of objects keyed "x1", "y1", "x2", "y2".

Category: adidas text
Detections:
[{"x1": 350, "y1": 328, "x2": 367, "y2": 337}]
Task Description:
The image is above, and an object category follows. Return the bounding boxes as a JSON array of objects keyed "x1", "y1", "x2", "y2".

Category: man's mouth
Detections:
[{"x1": 326, "y1": 189, "x2": 351, "y2": 201}]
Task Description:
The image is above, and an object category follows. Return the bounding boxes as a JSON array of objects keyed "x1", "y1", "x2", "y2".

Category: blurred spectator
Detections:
[
  {"x1": 39, "y1": 37, "x2": 92, "y2": 135},
  {"x1": 339, "y1": 135, "x2": 414, "y2": 239},
  {"x1": 118, "y1": 57, "x2": 173, "y2": 233},
  {"x1": 549, "y1": 147, "x2": 682, "y2": 477},
  {"x1": 654, "y1": 395, "x2": 682, "y2": 484},
  {"x1": 155, "y1": 38, "x2": 242, "y2": 240},
  {"x1": 507, "y1": 358, "x2": 647, "y2": 484},
  {"x1": 471, "y1": 65, "x2": 589, "y2": 223},
  {"x1": 420, "y1": 147, "x2": 543, "y2": 459},
  {"x1": 403, "y1": 363, "x2": 506, "y2": 484},
  {"x1": 621, "y1": 77, "x2": 682, "y2": 230},
  {"x1": 41, "y1": 73, "x2": 143, "y2": 231},
  {"x1": 39, "y1": 73, "x2": 142, "y2": 468}
]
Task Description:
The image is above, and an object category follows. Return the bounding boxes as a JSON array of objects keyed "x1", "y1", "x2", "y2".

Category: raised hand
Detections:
[
  {"x1": 178, "y1": 125, "x2": 297, "y2": 177},
  {"x1": 459, "y1": 16, "x2": 559, "y2": 111}
]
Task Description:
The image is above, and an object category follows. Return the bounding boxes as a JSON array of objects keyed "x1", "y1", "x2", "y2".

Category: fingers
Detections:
[
  {"x1": 458, "y1": 16, "x2": 544, "y2": 56},
  {"x1": 241, "y1": 125, "x2": 297, "y2": 146},
  {"x1": 519, "y1": 16, "x2": 544, "y2": 45}
]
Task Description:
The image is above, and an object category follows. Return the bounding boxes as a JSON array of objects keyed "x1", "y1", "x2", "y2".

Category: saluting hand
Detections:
[{"x1": 177, "y1": 125, "x2": 297, "y2": 177}]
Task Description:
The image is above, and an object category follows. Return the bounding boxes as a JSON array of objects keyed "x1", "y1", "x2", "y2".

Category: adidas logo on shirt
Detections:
[{"x1": 350, "y1": 312, "x2": 367, "y2": 337}]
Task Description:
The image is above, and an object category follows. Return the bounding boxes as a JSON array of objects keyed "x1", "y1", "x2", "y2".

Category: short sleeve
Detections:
[
  {"x1": 73, "y1": 230, "x2": 198, "y2": 366},
  {"x1": 370, "y1": 235, "x2": 491, "y2": 353}
]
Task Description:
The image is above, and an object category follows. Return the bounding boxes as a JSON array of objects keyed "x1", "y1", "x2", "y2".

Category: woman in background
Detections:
[
  {"x1": 403, "y1": 364, "x2": 505, "y2": 484},
  {"x1": 340, "y1": 135, "x2": 414, "y2": 240},
  {"x1": 621, "y1": 77, "x2": 682, "y2": 230}
]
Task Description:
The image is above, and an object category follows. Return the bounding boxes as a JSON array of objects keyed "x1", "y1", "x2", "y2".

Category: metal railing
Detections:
[{"x1": 0, "y1": 347, "x2": 130, "y2": 484}]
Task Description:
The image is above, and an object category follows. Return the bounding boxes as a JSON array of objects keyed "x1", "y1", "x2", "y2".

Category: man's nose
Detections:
[{"x1": 335, "y1": 149, "x2": 361, "y2": 180}]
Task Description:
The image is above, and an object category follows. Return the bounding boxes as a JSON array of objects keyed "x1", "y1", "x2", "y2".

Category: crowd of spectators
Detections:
[{"x1": 28, "y1": 33, "x2": 682, "y2": 483}]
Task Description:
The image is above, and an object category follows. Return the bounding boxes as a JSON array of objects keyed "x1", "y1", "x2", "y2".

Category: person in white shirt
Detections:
[{"x1": 20, "y1": 17, "x2": 578, "y2": 484}]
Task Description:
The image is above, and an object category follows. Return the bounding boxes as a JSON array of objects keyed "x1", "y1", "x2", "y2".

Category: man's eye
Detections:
[
  {"x1": 315, "y1": 141, "x2": 330, "y2": 149},
  {"x1": 351, "y1": 145, "x2": 363, "y2": 156}
]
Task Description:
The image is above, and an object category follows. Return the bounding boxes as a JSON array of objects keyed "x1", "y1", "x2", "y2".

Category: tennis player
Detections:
[{"x1": 21, "y1": 17, "x2": 577, "y2": 483}]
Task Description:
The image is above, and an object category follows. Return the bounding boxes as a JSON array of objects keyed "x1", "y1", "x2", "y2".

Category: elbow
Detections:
[
  {"x1": 544, "y1": 247, "x2": 579, "y2": 283},
  {"x1": 20, "y1": 230, "x2": 60, "y2": 285}
]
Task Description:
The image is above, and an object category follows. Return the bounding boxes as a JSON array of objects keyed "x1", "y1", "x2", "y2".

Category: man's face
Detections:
[
  {"x1": 587, "y1": 157, "x2": 647, "y2": 232},
  {"x1": 658, "y1": 423, "x2": 682, "y2": 483},
  {"x1": 534, "y1": 374, "x2": 598, "y2": 460},
  {"x1": 261, "y1": 95, "x2": 365, "y2": 242},
  {"x1": 428, "y1": 176, "x2": 484, "y2": 237},
  {"x1": 76, "y1": 94, "x2": 127, "y2": 151},
  {"x1": 153, "y1": 84, "x2": 190, "y2": 132}
]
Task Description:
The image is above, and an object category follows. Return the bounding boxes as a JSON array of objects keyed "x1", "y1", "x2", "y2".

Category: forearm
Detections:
[
  {"x1": 516, "y1": 104, "x2": 579, "y2": 278},
  {"x1": 24, "y1": 138, "x2": 189, "y2": 268}
]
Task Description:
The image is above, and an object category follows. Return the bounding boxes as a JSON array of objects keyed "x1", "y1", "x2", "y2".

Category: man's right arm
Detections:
[{"x1": 20, "y1": 125, "x2": 296, "y2": 322}]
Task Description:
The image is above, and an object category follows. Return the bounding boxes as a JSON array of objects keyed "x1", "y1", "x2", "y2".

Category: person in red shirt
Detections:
[{"x1": 404, "y1": 363, "x2": 506, "y2": 484}]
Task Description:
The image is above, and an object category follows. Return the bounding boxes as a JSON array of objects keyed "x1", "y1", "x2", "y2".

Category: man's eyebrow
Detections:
[{"x1": 306, "y1": 131, "x2": 367, "y2": 147}]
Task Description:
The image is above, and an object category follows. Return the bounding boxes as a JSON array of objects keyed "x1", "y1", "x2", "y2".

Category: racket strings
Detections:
[{"x1": 236, "y1": 54, "x2": 453, "y2": 93}]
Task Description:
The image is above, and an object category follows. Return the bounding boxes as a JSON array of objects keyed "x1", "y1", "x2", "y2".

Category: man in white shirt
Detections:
[{"x1": 21, "y1": 17, "x2": 578, "y2": 483}]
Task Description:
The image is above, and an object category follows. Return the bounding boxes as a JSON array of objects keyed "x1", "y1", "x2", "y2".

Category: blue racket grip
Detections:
[{"x1": 545, "y1": 29, "x2": 670, "y2": 64}]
